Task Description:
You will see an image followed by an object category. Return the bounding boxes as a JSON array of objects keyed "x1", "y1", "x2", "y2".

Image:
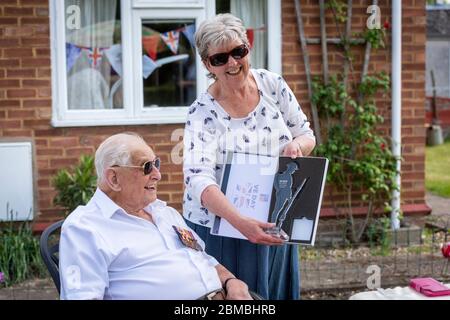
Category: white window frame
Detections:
[{"x1": 50, "y1": 0, "x2": 280, "y2": 127}]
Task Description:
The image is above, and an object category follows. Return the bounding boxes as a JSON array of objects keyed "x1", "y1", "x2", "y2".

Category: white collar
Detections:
[{"x1": 92, "y1": 188, "x2": 167, "y2": 219}]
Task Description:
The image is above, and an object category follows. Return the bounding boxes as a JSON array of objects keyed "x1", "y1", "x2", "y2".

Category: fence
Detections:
[{"x1": 300, "y1": 223, "x2": 450, "y2": 295}]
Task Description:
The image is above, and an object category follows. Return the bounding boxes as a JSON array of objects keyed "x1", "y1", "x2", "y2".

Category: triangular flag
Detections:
[
  {"x1": 66, "y1": 43, "x2": 81, "y2": 72},
  {"x1": 142, "y1": 55, "x2": 158, "y2": 79},
  {"x1": 161, "y1": 30, "x2": 180, "y2": 54},
  {"x1": 182, "y1": 24, "x2": 196, "y2": 48},
  {"x1": 142, "y1": 35, "x2": 160, "y2": 60},
  {"x1": 104, "y1": 44, "x2": 123, "y2": 76},
  {"x1": 86, "y1": 47, "x2": 104, "y2": 68},
  {"x1": 246, "y1": 29, "x2": 254, "y2": 49}
]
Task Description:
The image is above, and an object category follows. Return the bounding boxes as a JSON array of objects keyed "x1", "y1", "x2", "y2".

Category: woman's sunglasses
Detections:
[
  {"x1": 112, "y1": 157, "x2": 161, "y2": 175},
  {"x1": 208, "y1": 44, "x2": 249, "y2": 67}
]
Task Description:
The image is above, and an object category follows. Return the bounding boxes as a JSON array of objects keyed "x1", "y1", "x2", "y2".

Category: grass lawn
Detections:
[{"x1": 425, "y1": 139, "x2": 450, "y2": 198}]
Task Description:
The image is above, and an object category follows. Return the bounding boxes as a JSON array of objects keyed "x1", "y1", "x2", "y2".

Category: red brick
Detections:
[
  {"x1": 36, "y1": 8, "x2": 49, "y2": 16},
  {"x1": 3, "y1": 26, "x2": 34, "y2": 37},
  {"x1": 0, "y1": 99, "x2": 20, "y2": 107},
  {"x1": 0, "y1": 38, "x2": 20, "y2": 47},
  {"x1": 23, "y1": 99, "x2": 51, "y2": 107},
  {"x1": 2, "y1": 129, "x2": 33, "y2": 137},
  {"x1": 21, "y1": 17, "x2": 48, "y2": 25},
  {"x1": 0, "y1": 120, "x2": 21, "y2": 129},
  {"x1": 4, "y1": 7, "x2": 34, "y2": 16},
  {"x1": 38, "y1": 87, "x2": 51, "y2": 97},
  {"x1": 7, "y1": 68, "x2": 36, "y2": 78},
  {"x1": 49, "y1": 138, "x2": 80, "y2": 148},
  {"x1": 0, "y1": 18, "x2": 18, "y2": 25},
  {"x1": 66, "y1": 147, "x2": 95, "y2": 157},
  {"x1": 21, "y1": 37, "x2": 49, "y2": 46},
  {"x1": 36, "y1": 68, "x2": 51, "y2": 77},
  {"x1": 36, "y1": 148, "x2": 63, "y2": 156},
  {"x1": 0, "y1": 79, "x2": 20, "y2": 87},
  {"x1": 22, "y1": 79, "x2": 50, "y2": 87},
  {"x1": 7, "y1": 89, "x2": 36, "y2": 98},
  {"x1": 35, "y1": 48, "x2": 50, "y2": 56},
  {"x1": 21, "y1": 58, "x2": 50, "y2": 67},
  {"x1": 0, "y1": 59, "x2": 20, "y2": 67},
  {"x1": 8, "y1": 109, "x2": 35, "y2": 118},
  {"x1": 21, "y1": 0, "x2": 48, "y2": 5},
  {"x1": 50, "y1": 158, "x2": 79, "y2": 168},
  {"x1": 3, "y1": 48, "x2": 34, "y2": 57},
  {"x1": 38, "y1": 179, "x2": 50, "y2": 188},
  {"x1": 23, "y1": 119, "x2": 50, "y2": 127}
]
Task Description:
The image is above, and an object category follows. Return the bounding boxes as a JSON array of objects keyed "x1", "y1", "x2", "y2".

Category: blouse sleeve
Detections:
[
  {"x1": 276, "y1": 76, "x2": 316, "y2": 140},
  {"x1": 183, "y1": 100, "x2": 220, "y2": 204}
]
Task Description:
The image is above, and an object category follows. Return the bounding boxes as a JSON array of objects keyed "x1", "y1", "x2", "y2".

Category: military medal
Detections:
[{"x1": 172, "y1": 225, "x2": 203, "y2": 251}]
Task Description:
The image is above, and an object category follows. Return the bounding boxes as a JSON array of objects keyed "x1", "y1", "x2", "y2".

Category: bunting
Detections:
[
  {"x1": 182, "y1": 24, "x2": 196, "y2": 48},
  {"x1": 85, "y1": 47, "x2": 105, "y2": 68},
  {"x1": 246, "y1": 29, "x2": 254, "y2": 49},
  {"x1": 142, "y1": 55, "x2": 158, "y2": 79},
  {"x1": 142, "y1": 35, "x2": 160, "y2": 60},
  {"x1": 66, "y1": 43, "x2": 82, "y2": 72},
  {"x1": 65, "y1": 24, "x2": 269, "y2": 74},
  {"x1": 160, "y1": 30, "x2": 180, "y2": 55}
]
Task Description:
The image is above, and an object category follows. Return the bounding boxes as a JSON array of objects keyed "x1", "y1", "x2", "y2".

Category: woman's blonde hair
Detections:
[{"x1": 195, "y1": 13, "x2": 249, "y2": 77}]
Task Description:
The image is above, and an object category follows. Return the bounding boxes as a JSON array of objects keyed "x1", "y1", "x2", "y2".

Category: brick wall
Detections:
[
  {"x1": 0, "y1": 0, "x2": 429, "y2": 231},
  {"x1": 282, "y1": 0, "x2": 429, "y2": 218}
]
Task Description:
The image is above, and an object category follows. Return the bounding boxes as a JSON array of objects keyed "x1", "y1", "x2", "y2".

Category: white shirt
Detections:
[
  {"x1": 183, "y1": 68, "x2": 315, "y2": 227},
  {"x1": 59, "y1": 188, "x2": 222, "y2": 300}
]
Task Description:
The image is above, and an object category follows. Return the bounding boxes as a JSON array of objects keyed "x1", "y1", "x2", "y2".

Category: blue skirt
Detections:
[{"x1": 186, "y1": 220, "x2": 300, "y2": 300}]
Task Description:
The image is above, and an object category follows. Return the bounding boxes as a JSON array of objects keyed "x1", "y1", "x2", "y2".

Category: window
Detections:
[{"x1": 50, "y1": 0, "x2": 280, "y2": 127}]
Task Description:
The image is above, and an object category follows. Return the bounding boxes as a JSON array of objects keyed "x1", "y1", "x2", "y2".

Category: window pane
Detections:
[
  {"x1": 216, "y1": 0, "x2": 267, "y2": 69},
  {"x1": 141, "y1": 20, "x2": 197, "y2": 107},
  {"x1": 65, "y1": 0, "x2": 123, "y2": 110}
]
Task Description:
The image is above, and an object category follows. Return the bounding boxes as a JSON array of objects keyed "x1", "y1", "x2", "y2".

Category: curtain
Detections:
[
  {"x1": 230, "y1": 0, "x2": 267, "y2": 70},
  {"x1": 65, "y1": 0, "x2": 120, "y2": 109}
]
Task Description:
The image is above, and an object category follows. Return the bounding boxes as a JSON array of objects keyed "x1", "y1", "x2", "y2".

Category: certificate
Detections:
[{"x1": 211, "y1": 152, "x2": 329, "y2": 246}]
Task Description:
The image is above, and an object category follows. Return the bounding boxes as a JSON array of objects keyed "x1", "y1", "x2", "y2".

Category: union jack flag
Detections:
[{"x1": 160, "y1": 30, "x2": 180, "y2": 54}]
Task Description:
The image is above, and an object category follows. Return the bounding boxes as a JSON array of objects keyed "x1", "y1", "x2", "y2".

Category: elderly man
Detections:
[{"x1": 59, "y1": 132, "x2": 252, "y2": 300}]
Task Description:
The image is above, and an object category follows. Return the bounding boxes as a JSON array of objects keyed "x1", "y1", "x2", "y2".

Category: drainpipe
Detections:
[{"x1": 391, "y1": 0, "x2": 401, "y2": 230}]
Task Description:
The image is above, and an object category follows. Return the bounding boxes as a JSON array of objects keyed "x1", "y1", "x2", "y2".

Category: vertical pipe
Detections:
[{"x1": 391, "y1": 0, "x2": 402, "y2": 230}]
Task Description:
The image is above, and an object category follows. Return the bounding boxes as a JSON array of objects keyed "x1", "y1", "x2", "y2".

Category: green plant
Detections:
[
  {"x1": 366, "y1": 216, "x2": 392, "y2": 256},
  {"x1": 313, "y1": 73, "x2": 398, "y2": 243},
  {"x1": 0, "y1": 204, "x2": 47, "y2": 286},
  {"x1": 312, "y1": 2, "x2": 399, "y2": 244},
  {"x1": 53, "y1": 155, "x2": 97, "y2": 215}
]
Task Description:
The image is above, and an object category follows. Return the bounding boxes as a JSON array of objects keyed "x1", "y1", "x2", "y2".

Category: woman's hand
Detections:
[
  {"x1": 225, "y1": 279, "x2": 253, "y2": 300},
  {"x1": 283, "y1": 141, "x2": 303, "y2": 159},
  {"x1": 233, "y1": 216, "x2": 284, "y2": 245}
]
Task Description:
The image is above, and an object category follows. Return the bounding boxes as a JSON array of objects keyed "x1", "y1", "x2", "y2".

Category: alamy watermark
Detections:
[
  {"x1": 366, "y1": 264, "x2": 381, "y2": 289},
  {"x1": 366, "y1": 5, "x2": 381, "y2": 30},
  {"x1": 66, "y1": 5, "x2": 81, "y2": 30}
]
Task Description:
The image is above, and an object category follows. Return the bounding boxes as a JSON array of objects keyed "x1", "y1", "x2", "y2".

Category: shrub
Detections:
[
  {"x1": 53, "y1": 155, "x2": 97, "y2": 216},
  {"x1": 0, "y1": 205, "x2": 47, "y2": 286}
]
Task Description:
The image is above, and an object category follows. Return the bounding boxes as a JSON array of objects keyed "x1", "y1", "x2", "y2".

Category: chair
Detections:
[
  {"x1": 39, "y1": 220, "x2": 64, "y2": 294},
  {"x1": 39, "y1": 219, "x2": 264, "y2": 300}
]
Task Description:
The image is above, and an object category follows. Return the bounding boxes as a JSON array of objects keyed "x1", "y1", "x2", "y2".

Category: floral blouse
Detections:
[{"x1": 182, "y1": 68, "x2": 315, "y2": 227}]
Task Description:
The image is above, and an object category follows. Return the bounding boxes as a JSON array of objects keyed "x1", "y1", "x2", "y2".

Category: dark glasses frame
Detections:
[
  {"x1": 112, "y1": 157, "x2": 160, "y2": 175},
  {"x1": 207, "y1": 44, "x2": 249, "y2": 67}
]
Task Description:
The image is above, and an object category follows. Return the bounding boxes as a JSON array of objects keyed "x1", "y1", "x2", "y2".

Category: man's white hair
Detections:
[
  {"x1": 195, "y1": 13, "x2": 249, "y2": 62},
  {"x1": 95, "y1": 132, "x2": 147, "y2": 184}
]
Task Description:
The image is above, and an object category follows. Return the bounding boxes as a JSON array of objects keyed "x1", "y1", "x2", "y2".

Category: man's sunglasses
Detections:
[
  {"x1": 112, "y1": 157, "x2": 160, "y2": 175},
  {"x1": 208, "y1": 44, "x2": 249, "y2": 67}
]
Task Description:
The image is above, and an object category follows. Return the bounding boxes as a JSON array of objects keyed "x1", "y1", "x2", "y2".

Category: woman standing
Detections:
[{"x1": 183, "y1": 13, "x2": 316, "y2": 300}]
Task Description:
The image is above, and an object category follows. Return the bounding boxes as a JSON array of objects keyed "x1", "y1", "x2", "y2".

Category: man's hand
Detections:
[
  {"x1": 224, "y1": 278, "x2": 252, "y2": 300},
  {"x1": 233, "y1": 216, "x2": 284, "y2": 245},
  {"x1": 282, "y1": 141, "x2": 303, "y2": 159}
]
